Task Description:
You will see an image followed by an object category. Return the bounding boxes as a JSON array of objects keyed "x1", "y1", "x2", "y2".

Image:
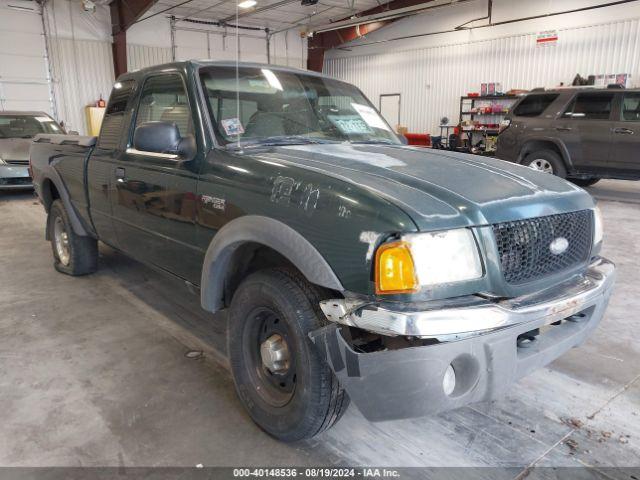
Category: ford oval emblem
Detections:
[{"x1": 550, "y1": 237, "x2": 569, "y2": 255}]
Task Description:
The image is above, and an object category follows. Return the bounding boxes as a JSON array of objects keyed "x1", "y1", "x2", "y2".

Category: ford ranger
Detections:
[{"x1": 30, "y1": 61, "x2": 616, "y2": 442}]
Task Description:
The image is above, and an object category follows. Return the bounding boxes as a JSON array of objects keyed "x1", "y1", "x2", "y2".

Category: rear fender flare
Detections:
[
  {"x1": 41, "y1": 169, "x2": 90, "y2": 239},
  {"x1": 200, "y1": 215, "x2": 344, "y2": 313}
]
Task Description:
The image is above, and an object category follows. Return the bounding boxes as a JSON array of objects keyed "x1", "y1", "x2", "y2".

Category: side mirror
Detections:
[
  {"x1": 133, "y1": 121, "x2": 181, "y2": 155},
  {"x1": 399, "y1": 135, "x2": 409, "y2": 145}
]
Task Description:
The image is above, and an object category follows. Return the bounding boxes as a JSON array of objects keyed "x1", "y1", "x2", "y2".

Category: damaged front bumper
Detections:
[{"x1": 310, "y1": 257, "x2": 615, "y2": 422}]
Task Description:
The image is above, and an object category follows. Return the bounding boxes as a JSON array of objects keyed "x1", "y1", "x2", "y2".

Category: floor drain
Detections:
[{"x1": 185, "y1": 350, "x2": 204, "y2": 359}]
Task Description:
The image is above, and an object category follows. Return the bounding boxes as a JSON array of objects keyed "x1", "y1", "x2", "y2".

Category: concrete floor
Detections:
[{"x1": 0, "y1": 179, "x2": 639, "y2": 471}]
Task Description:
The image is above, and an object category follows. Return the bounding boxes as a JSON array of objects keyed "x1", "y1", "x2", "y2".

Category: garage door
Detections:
[
  {"x1": 0, "y1": 2, "x2": 53, "y2": 113},
  {"x1": 174, "y1": 26, "x2": 268, "y2": 63}
]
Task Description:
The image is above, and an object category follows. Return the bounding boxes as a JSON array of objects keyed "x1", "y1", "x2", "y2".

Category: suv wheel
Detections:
[
  {"x1": 570, "y1": 178, "x2": 600, "y2": 187},
  {"x1": 524, "y1": 150, "x2": 567, "y2": 178},
  {"x1": 227, "y1": 268, "x2": 349, "y2": 442},
  {"x1": 48, "y1": 200, "x2": 98, "y2": 275}
]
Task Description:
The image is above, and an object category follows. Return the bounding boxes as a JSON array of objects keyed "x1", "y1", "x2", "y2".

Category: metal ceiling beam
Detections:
[
  {"x1": 110, "y1": 0, "x2": 157, "y2": 76},
  {"x1": 307, "y1": 0, "x2": 440, "y2": 71},
  {"x1": 311, "y1": 0, "x2": 461, "y2": 33}
]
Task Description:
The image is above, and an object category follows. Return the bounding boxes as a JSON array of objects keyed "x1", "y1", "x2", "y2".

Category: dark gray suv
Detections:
[{"x1": 496, "y1": 88, "x2": 639, "y2": 186}]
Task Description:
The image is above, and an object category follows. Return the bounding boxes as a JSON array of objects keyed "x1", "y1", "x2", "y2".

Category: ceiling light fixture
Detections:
[{"x1": 238, "y1": 0, "x2": 257, "y2": 8}]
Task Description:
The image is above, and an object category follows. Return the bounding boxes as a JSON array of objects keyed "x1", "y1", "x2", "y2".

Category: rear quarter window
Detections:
[
  {"x1": 97, "y1": 80, "x2": 136, "y2": 149},
  {"x1": 512, "y1": 94, "x2": 559, "y2": 117}
]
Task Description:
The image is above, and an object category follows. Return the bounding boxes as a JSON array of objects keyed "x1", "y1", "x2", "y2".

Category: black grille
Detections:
[
  {"x1": 0, "y1": 177, "x2": 32, "y2": 186},
  {"x1": 493, "y1": 210, "x2": 593, "y2": 284},
  {"x1": 5, "y1": 159, "x2": 29, "y2": 165}
]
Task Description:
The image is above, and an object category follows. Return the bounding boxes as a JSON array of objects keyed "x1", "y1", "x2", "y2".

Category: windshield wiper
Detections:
[
  {"x1": 349, "y1": 139, "x2": 399, "y2": 145},
  {"x1": 228, "y1": 135, "x2": 339, "y2": 149}
]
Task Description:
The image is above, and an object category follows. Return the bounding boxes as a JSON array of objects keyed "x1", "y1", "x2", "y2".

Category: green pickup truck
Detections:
[{"x1": 30, "y1": 61, "x2": 615, "y2": 442}]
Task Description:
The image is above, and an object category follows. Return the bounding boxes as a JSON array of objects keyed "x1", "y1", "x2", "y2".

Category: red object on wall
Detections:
[{"x1": 404, "y1": 133, "x2": 431, "y2": 147}]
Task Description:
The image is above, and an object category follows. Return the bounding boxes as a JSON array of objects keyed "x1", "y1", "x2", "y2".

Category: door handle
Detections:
[
  {"x1": 115, "y1": 167, "x2": 126, "y2": 183},
  {"x1": 613, "y1": 127, "x2": 634, "y2": 135},
  {"x1": 555, "y1": 126, "x2": 572, "y2": 132}
]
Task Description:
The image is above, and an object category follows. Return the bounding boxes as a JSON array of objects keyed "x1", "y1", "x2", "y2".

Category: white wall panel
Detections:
[
  {"x1": 48, "y1": 38, "x2": 114, "y2": 134},
  {"x1": 0, "y1": 1, "x2": 52, "y2": 112},
  {"x1": 270, "y1": 30, "x2": 307, "y2": 69},
  {"x1": 127, "y1": 44, "x2": 172, "y2": 72},
  {"x1": 325, "y1": 17, "x2": 640, "y2": 134}
]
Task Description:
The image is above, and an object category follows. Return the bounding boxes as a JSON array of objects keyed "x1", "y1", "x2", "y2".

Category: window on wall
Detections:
[
  {"x1": 134, "y1": 74, "x2": 193, "y2": 138},
  {"x1": 621, "y1": 93, "x2": 640, "y2": 121},
  {"x1": 563, "y1": 93, "x2": 615, "y2": 120},
  {"x1": 513, "y1": 94, "x2": 558, "y2": 117},
  {"x1": 98, "y1": 80, "x2": 135, "y2": 148}
]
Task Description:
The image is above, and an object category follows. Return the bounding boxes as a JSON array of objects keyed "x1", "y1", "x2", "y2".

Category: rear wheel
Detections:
[
  {"x1": 570, "y1": 177, "x2": 600, "y2": 187},
  {"x1": 227, "y1": 268, "x2": 349, "y2": 442},
  {"x1": 48, "y1": 199, "x2": 98, "y2": 275},
  {"x1": 524, "y1": 150, "x2": 567, "y2": 178}
]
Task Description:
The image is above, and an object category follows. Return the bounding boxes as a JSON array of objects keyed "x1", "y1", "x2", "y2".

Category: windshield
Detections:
[
  {"x1": 0, "y1": 114, "x2": 62, "y2": 139},
  {"x1": 199, "y1": 66, "x2": 401, "y2": 147}
]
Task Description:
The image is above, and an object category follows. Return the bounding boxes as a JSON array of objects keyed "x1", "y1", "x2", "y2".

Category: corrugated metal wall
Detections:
[
  {"x1": 324, "y1": 18, "x2": 640, "y2": 134},
  {"x1": 48, "y1": 37, "x2": 114, "y2": 134},
  {"x1": 127, "y1": 44, "x2": 172, "y2": 72}
]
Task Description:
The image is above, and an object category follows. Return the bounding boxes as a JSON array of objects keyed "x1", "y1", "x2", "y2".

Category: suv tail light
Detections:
[{"x1": 499, "y1": 119, "x2": 511, "y2": 134}]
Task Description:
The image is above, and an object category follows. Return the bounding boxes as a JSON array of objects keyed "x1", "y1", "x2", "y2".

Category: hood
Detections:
[
  {"x1": 255, "y1": 144, "x2": 594, "y2": 231},
  {"x1": 0, "y1": 138, "x2": 31, "y2": 161}
]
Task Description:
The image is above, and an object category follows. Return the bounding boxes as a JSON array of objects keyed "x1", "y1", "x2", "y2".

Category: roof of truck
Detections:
[{"x1": 117, "y1": 60, "x2": 329, "y2": 82}]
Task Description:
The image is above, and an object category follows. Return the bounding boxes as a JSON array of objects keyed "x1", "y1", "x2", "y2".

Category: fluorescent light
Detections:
[
  {"x1": 238, "y1": 0, "x2": 257, "y2": 8},
  {"x1": 261, "y1": 69, "x2": 283, "y2": 91}
]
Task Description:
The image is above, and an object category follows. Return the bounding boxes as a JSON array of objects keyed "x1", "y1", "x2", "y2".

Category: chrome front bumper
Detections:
[
  {"x1": 320, "y1": 257, "x2": 616, "y2": 341},
  {"x1": 311, "y1": 257, "x2": 616, "y2": 422}
]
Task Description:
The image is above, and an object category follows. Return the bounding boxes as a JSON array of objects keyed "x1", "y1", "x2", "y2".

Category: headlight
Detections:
[
  {"x1": 0, "y1": 156, "x2": 5, "y2": 165},
  {"x1": 375, "y1": 228, "x2": 483, "y2": 295},
  {"x1": 593, "y1": 206, "x2": 603, "y2": 246}
]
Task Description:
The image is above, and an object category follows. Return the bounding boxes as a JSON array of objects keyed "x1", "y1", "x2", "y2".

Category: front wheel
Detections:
[
  {"x1": 523, "y1": 150, "x2": 567, "y2": 178},
  {"x1": 227, "y1": 268, "x2": 349, "y2": 442}
]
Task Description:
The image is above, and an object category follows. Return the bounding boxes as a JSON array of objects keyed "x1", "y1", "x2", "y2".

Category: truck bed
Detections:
[{"x1": 30, "y1": 134, "x2": 98, "y2": 236}]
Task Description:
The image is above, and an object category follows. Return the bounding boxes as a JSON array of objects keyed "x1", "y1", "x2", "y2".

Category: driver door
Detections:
[{"x1": 111, "y1": 72, "x2": 202, "y2": 282}]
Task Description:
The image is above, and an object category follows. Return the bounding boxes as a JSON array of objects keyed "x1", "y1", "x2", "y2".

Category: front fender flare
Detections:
[{"x1": 200, "y1": 215, "x2": 344, "y2": 313}]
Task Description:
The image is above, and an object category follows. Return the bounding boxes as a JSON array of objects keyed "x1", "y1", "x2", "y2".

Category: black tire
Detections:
[
  {"x1": 523, "y1": 150, "x2": 567, "y2": 178},
  {"x1": 227, "y1": 268, "x2": 349, "y2": 442},
  {"x1": 48, "y1": 199, "x2": 98, "y2": 275},
  {"x1": 570, "y1": 177, "x2": 600, "y2": 187}
]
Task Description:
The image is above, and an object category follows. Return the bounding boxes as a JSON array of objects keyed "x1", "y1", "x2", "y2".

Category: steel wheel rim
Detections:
[
  {"x1": 53, "y1": 216, "x2": 70, "y2": 266},
  {"x1": 243, "y1": 307, "x2": 297, "y2": 408},
  {"x1": 528, "y1": 158, "x2": 554, "y2": 174}
]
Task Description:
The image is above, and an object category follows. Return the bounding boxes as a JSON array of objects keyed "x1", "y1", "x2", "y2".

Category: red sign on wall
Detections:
[{"x1": 536, "y1": 30, "x2": 559, "y2": 47}]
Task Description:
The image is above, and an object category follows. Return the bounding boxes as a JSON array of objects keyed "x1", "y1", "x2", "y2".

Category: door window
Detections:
[
  {"x1": 621, "y1": 93, "x2": 640, "y2": 121},
  {"x1": 134, "y1": 74, "x2": 193, "y2": 140},
  {"x1": 98, "y1": 80, "x2": 135, "y2": 148},
  {"x1": 563, "y1": 93, "x2": 615, "y2": 120}
]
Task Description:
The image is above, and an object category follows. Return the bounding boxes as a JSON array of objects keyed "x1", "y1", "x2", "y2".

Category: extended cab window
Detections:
[
  {"x1": 134, "y1": 74, "x2": 193, "y2": 140},
  {"x1": 512, "y1": 94, "x2": 558, "y2": 117},
  {"x1": 621, "y1": 93, "x2": 640, "y2": 121},
  {"x1": 98, "y1": 80, "x2": 135, "y2": 148},
  {"x1": 563, "y1": 93, "x2": 615, "y2": 120}
]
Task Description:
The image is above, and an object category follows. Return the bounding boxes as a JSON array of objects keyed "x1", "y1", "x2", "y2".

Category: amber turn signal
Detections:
[{"x1": 375, "y1": 241, "x2": 419, "y2": 295}]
